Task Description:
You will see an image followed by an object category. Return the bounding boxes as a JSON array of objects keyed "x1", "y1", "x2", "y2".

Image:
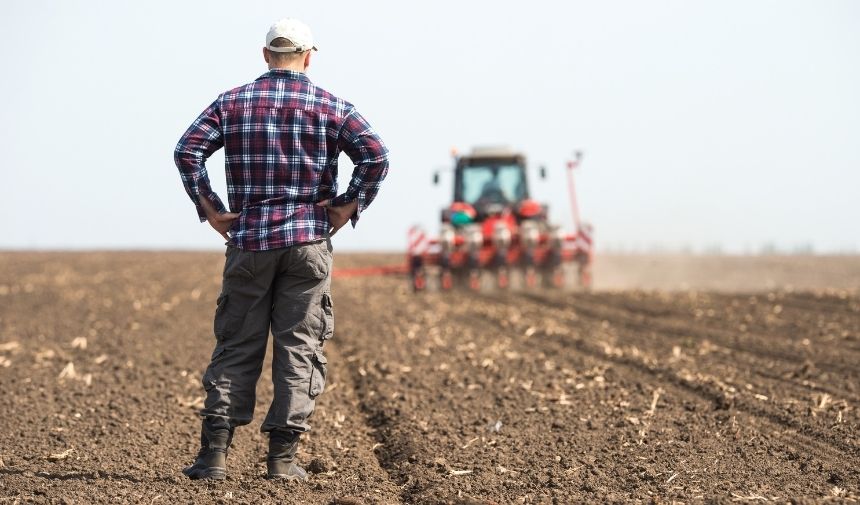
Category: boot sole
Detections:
[
  {"x1": 184, "y1": 466, "x2": 227, "y2": 480},
  {"x1": 266, "y1": 473, "x2": 307, "y2": 481}
]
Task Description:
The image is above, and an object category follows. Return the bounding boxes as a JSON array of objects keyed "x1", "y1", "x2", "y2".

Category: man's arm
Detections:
[
  {"x1": 319, "y1": 107, "x2": 389, "y2": 232},
  {"x1": 174, "y1": 99, "x2": 230, "y2": 223}
]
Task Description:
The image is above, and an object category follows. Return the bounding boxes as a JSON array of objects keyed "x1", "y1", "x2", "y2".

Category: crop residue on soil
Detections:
[{"x1": 0, "y1": 252, "x2": 858, "y2": 503}]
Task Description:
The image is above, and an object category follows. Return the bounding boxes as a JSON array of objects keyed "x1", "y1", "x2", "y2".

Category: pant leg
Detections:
[
  {"x1": 261, "y1": 237, "x2": 334, "y2": 433},
  {"x1": 200, "y1": 245, "x2": 278, "y2": 428}
]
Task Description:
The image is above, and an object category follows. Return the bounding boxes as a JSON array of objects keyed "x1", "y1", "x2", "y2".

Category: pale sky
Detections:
[{"x1": 2, "y1": 1, "x2": 858, "y2": 252}]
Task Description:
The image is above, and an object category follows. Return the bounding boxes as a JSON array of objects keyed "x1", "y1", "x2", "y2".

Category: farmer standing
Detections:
[{"x1": 173, "y1": 18, "x2": 389, "y2": 480}]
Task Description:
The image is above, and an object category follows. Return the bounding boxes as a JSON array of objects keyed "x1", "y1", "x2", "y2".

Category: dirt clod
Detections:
[{"x1": 307, "y1": 457, "x2": 332, "y2": 474}]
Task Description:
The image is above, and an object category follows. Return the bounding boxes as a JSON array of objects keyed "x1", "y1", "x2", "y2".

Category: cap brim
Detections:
[{"x1": 267, "y1": 45, "x2": 317, "y2": 53}]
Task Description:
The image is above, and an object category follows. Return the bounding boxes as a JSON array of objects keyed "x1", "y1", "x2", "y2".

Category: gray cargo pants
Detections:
[{"x1": 199, "y1": 237, "x2": 333, "y2": 434}]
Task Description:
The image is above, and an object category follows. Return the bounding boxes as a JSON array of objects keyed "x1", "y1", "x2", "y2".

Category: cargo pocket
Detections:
[
  {"x1": 320, "y1": 293, "x2": 334, "y2": 341},
  {"x1": 213, "y1": 292, "x2": 245, "y2": 341},
  {"x1": 308, "y1": 350, "x2": 328, "y2": 398}
]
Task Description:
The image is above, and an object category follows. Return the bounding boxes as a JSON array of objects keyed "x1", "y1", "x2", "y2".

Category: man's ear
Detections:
[
  {"x1": 303, "y1": 51, "x2": 312, "y2": 70},
  {"x1": 263, "y1": 47, "x2": 270, "y2": 64}
]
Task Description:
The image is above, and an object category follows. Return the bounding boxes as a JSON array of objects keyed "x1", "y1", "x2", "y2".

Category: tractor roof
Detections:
[{"x1": 465, "y1": 146, "x2": 522, "y2": 159}]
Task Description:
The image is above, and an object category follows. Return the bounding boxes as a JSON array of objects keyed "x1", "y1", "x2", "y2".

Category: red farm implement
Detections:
[{"x1": 406, "y1": 147, "x2": 593, "y2": 291}]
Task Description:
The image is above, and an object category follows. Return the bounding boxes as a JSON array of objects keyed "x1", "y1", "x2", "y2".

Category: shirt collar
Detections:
[{"x1": 258, "y1": 69, "x2": 310, "y2": 82}]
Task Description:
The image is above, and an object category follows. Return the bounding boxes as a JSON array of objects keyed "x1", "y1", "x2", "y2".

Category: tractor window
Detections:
[
  {"x1": 461, "y1": 164, "x2": 526, "y2": 205},
  {"x1": 497, "y1": 165, "x2": 526, "y2": 202},
  {"x1": 462, "y1": 167, "x2": 494, "y2": 204}
]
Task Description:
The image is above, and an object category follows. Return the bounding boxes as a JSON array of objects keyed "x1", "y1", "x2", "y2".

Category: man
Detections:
[{"x1": 173, "y1": 18, "x2": 388, "y2": 481}]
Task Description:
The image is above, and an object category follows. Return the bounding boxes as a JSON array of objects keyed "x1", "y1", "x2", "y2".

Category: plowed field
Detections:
[{"x1": 1, "y1": 252, "x2": 858, "y2": 503}]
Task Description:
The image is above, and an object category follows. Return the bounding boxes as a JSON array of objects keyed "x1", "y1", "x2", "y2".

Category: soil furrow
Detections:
[
  {"x1": 485, "y1": 292, "x2": 859, "y2": 452},
  {"x1": 518, "y1": 291, "x2": 860, "y2": 405},
  {"x1": 464, "y1": 296, "x2": 860, "y2": 496},
  {"x1": 527, "y1": 291, "x2": 860, "y2": 374},
  {"x1": 480, "y1": 292, "x2": 858, "y2": 444}
]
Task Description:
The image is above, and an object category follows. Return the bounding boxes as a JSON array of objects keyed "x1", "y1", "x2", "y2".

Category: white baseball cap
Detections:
[{"x1": 266, "y1": 18, "x2": 317, "y2": 53}]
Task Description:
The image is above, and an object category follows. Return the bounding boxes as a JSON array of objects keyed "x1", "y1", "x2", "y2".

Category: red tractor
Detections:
[{"x1": 408, "y1": 147, "x2": 593, "y2": 291}]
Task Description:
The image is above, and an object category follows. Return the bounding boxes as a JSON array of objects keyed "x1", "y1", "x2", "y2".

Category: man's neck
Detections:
[{"x1": 268, "y1": 64, "x2": 305, "y2": 73}]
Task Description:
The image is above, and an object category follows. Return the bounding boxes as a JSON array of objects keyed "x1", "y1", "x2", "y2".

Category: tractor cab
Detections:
[
  {"x1": 456, "y1": 152, "x2": 528, "y2": 218},
  {"x1": 440, "y1": 147, "x2": 546, "y2": 225}
]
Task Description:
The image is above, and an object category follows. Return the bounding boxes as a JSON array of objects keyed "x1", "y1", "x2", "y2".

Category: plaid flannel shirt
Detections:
[{"x1": 174, "y1": 69, "x2": 389, "y2": 250}]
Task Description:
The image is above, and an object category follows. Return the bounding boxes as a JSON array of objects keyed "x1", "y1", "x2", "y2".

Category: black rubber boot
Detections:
[
  {"x1": 182, "y1": 419, "x2": 233, "y2": 480},
  {"x1": 266, "y1": 430, "x2": 307, "y2": 481}
]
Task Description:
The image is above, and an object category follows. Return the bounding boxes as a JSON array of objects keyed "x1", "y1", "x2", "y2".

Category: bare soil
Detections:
[{"x1": 0, "y1": 252, "x2": 858, "y2": 503}]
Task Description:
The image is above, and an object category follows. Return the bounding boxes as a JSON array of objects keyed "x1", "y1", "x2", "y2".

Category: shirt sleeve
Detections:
[
  {"x1": 330, "y1": 107, "x2": 390, "y2": 227},
  {"x1": 173, "y1": 98, "x2": 228, "y2": 222}
]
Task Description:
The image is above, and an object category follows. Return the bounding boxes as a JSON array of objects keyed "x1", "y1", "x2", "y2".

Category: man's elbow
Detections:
[
  {"x1": 374, "y1": 155, "x2": 390, "y2": 182},
  {"x1": 173, "y1": 143, "x2": 186, "y2": 168},
  {"x1": 174, "y1": 143, "x2": 200, "y2": 171},
  {"x1": 376, "y1": 147, "x2": 390, "y2": 173}
]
